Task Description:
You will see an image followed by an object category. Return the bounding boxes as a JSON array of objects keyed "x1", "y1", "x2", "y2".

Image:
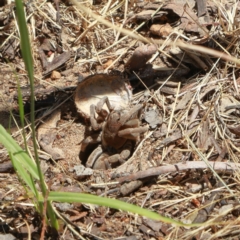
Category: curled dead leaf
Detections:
[
  {"x1": 124, "y1": 44, "x2": 157, "y2": 71},
  {"x1": 150, "y1": 23, "x2": 172, "y2": 38}
]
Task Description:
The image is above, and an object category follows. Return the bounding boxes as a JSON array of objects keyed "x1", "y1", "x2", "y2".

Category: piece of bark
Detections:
[
  {"x1": 39, "y1": 48, "x2": 48, "y2": 70},
  {"x1": 127, "y1": 9, "x2": 167, "y2": 23},
  {"x1": 125, "y1": 44, "x2": 157, "y2": 71},
  {"x1": 37, "y1": 109, "x2": 65, "y2": 160},
  {"x1": 158, "y1": 130, "x2": 182, "y2": 147},
  {"x1": 0, "y1": 161, "x2": 13, "y2": 173},
  {"x1": 196, "y1": 120, "x2": 212, "y2": 152},
  {"x1": 13, "y1": 85, "x2": 75, "y2": 101},
  {"x1": 115, "y1": 161, "x2": 238, "y2": 183},
  {"x1": 120, "y1": 180, "x2": 143, "y2": 196},
  {"x1": 139, "y1": 224, "x2": 155, "y2": 237},
  {"x1": 175, "y1": 92, "x2": 194, "y2": 111},
  {"x1": 227, "y1": 125, "x2": 240, "y2": 137},
  {"x1": 196, "y1": 0, "x2": 207, "y2": 17},
  {"x1": 193, "y1": 181, "x2": 223, "y2": 223},
  {"x1": 143, "y1": 218, "x2": 162, "y2": 232},
  {"x1": 193, "y1": 193, "x2": 220, "y2": 223},
  {"x1": 43, "y1": 51, "x2": 71, "y2": 75}
]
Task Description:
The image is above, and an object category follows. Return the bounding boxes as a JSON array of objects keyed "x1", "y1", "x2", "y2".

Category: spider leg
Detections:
[
  {"x1": 81, "y1": 134, "x2": 101, "y2": 152},
  {"x1": 86, "y1": 145, "x2": 104, "y2": 168},
  {"x1": 96, "y1": 96, "x2": 114, "y2": 113},
  {"x1": 103, "y1": 140, "x2": 133, "y2": 169},
  {"x1": 118, "y1": 125, "x2": 149, "y2": 140},
  {"x1": 91, "y1": 152, "x2": 110, "y2": 169},
  {"x1": 90, "y1": 97, "x2": 114, "y2": 131},
  {"x1": 90, "y1": 104, "x2": 105, "y2": 131},
  {"x1": 118, "y1": 104, "x2": 143, "y2": 125}
]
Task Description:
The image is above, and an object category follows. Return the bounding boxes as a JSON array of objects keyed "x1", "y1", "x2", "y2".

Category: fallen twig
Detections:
[{"x1": 115, "y1": 161, "x2": 239, "y2": 183}]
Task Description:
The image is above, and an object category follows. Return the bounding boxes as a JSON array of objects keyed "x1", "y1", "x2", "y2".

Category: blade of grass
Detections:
[
  {"x1": 14, "y1": 0, "x2": 59, "y2": 229},
  {"x1": 15, "y1": 0, "x2": 45, "y2": 195},
  {"x1": 0, "y1": 125, "x2": 39, "y2": 179},
  {"x1": 9, "y1": 151, "x2": 38, "y2": 194},
  {"x1": 16, "y1": 76, "x2": 28, "y2": 150},
  {"x1": 48, "y1": 191, "x2": 204, "y2": 227}
]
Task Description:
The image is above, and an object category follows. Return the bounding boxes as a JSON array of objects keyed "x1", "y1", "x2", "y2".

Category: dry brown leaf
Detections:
[
  {"x1": 37, "y1": 109, "x2": 65, "y2": 160},
  {"x1": 162, "y1": 3, "x2": 208, "y2": 36},
  {"x1": 219, "y1": 96, "x2": 239, "y2": 114},
  {"x1": 227, "y1": 125, "x2": 240, "y2": 136},
  {"x1": 128, "y1": 9, "x2": 167, "y2": 23},
  {"x1": 69, "y1": 211, "x2": 88, "y2": 222},
  {"x1": 196, "y1": 120, "x2": 212, "y2": 152},
  {"x1": 175, "y1": 91, "x2": 194, "y2": 111},
  {"x1": 150, "y1": 23, "x2": 173, "y2": 38},
  {"x1": 199, "y1": 85, "x2": 216, "y2": 100},
  {"x1": 103, "y1": 59, "x2": 114, "y2": 69},
  {"x1": 124, "y1": 44, "x2": 157, "y2": 71},
  {"x1": 51, "y1": 70, "x2": 61, "y2": 80}
]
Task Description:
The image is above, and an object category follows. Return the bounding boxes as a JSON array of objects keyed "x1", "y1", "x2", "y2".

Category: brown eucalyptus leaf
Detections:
[
  {"x1": 37, "y1": 109, "x2": 65, "y2": 160},
  {"x1": 227, "y1": 125, "x2": 240, "y2": 136},
  {"x1": 125, "y1": 44, "x2": 157, "y2": 71}
]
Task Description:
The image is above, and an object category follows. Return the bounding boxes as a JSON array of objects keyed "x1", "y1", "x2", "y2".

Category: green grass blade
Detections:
[
  {"x1": 10, "y1": 152, "x2": 37, "y2": 194},
  {"x1": 48, "y1": 191, "x2": 200, "y2": 227},
  {"x1": 0, "y1": 125, "x2": 58, "y2": 228},
  {"x1": 0, "y1": 125, "x2": 39, "y2": 179},
  {"x1": 14, "y1": 0, "x2": 58, "y2": 228},
  {"x1": 47, "y1": 201, "x2": 59, "y2": 229},
  {"x1": 16, "y1": 76, "x2": 28, "y2": 150},
  {"x1": 15, "y1": 0, "x2": 46, "y2": 193},
  {"x1": 15, "y1": 0, "x2": 33, "y2": 78}
]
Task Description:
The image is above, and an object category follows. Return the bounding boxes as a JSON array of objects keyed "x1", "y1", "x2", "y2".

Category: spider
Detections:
[{"x1": 80, "y1": 97, "x2": 148, "y2": 170}]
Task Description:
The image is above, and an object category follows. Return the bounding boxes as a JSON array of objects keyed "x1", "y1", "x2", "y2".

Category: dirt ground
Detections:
[{"x1": 1, "y1": 0, "x2": 240, "y2": 239}]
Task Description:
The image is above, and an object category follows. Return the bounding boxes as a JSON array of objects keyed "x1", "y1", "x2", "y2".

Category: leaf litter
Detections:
[{"x1": 1, "y1": 0, "x2": 240, "y2": 239}]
